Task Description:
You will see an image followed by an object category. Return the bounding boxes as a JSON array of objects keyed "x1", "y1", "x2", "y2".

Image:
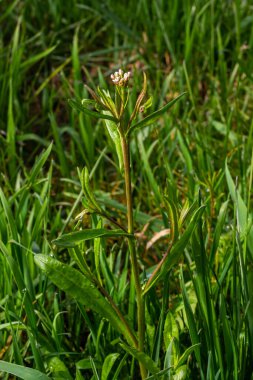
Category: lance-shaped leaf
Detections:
[
  {"x1": 34, "y1": 255, "x2": 136, "y2": 346},
  {"x1": 97, "y1": 87, "x2": 118, "y2": 118},
  {"x1": 143, "y1": 205, "x2": 205, "y2": 295},
  {"x1": 0, "y1": 361, "x2": 50, "y2": 380},
  {"x1": 126, "y1": 92, "x2": 186, "y2": 136},
  {"x1": 80, "y1": 167, "x2": 102, "y2": 212},
  {"x1": 102, "y1": 110, "x2": 124, "y2": 171},
  {"x1": 163, "y1": 197, "x2": 179, "y2": 243},
  {"x1": 68, "y1": 99, "x2": 118, "y2": 122},
  {"x1": 52, "y1": 228, "x2": 131, "y2": 248},
  {"x1": 120, "y1": 341, "x2": 160, "y2": 375}
]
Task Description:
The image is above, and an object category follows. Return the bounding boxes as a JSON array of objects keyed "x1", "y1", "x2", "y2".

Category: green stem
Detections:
[{"x1": 121, "y1": 134, "x2": 147, "y2": 379}]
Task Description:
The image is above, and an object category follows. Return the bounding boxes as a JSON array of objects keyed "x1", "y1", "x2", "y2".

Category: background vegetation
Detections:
[{"x1": 0, "y1": 0, "x2": 253, "y2": 379}]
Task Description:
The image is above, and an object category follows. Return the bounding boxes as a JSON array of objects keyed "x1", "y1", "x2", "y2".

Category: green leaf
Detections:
[
  {"x1": 163, "y1": 311, "x2": 179, "y2": 349},
  {"x1": 225, "y1": 161, "x2": 247, "y2": 234},
  {"x1": 212, "y1": 121, "x2": 238, "y2": 146},
  {"x1": 0, "y1": 242, "x2": 37, "y2": 332},
  {"x1": 141, "y1": 96, "x2": 153, "y2": 113},
  {"x1": 53, "y1": 228, "x2": 131, "y2": 247},
  {"x1": 76, "y1": 358, "x2": 102, "y2": 370},
  {"x1": 176, "y1": 344, "x2": 201, "y2": 369},
  {"x1": 120, "y1": 342, "x2": 160, "y2": 375},
  {"x1": 210, "y1": 200, "x2": 229, "y2": 266},
  {"x1": 179, "y1": 269, "x2": 201, "y2": 367},
  {"x1": 102, "y1": 110, "x2": 124, "y2": 171},
  {"x1": 68, "y1": 99, "x2": 118, "y2": 122},
  {"x1": 101, "y1": 353, "x2": 119, "y2": 380},
  {"x1": 28, "y1": 142, "x2": 53, "y2": 185},
  {"x1": 145, "y1": 367, "x2": 173, "y2": 380},
  {"x1": 0, "y1": 361, "x2": 50, "y2": 380},
  {"x1": 164, "y1": 338, "x2": 179, "y2": 378},
  {"x1": 173, "y1": 365, "x2": 188, "y2": 380},
  {"x1": 90, "y1": 357, "x2": 100, "y2": 380},
  {"x1": 47, "y1": 357, "x2": 73, "y2": 379},
  {"x1": 34, "y1": 255, "x2": 136, "y2": 346},
  {"x1": 225, "y1": 161, "x2": 253, "y2": 258},
  {"x1": 178, "y1": 200, "x2": 198, "y2": 228},
  {"x1": 21, "y1": 45, "x2": 56, "y2": 69},
  {"x1": 127, "y1": 92, "x2": 186, "y2": 136},
  {"x1": 80, "y1": 167, "x2": 102, "y2": 212},
  {"x1": 163, "y1": 197, "x2": 179, "y2": 243},
  {"x1": 143, "y1": 205, "x2": 205, "y2": 295},
  {"x1": 97, "y1": 87, "x2": 118, "y2": 117}
]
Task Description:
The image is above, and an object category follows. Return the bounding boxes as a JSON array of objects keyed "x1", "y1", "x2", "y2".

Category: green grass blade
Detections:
[
  {"x1": 0, "y1": 361, "x2": 50, "y2": 380},
  {"x1": 21, "y1": 45, "x2": 56, "y2": 69}
]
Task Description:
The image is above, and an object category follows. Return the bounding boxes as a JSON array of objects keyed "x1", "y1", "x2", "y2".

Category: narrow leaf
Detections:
[
  {"x1": 21, "y1": 45, "x2": 56, "y2": 69},
  {"x1": 163, "y1": 198, "x2": 179, "y2": 243},
  {"x1": 0, "y1": 361, "x2": 50, "y2": 380},
  {"x1": 127, "y1": 92, "x2": 186, "y2": 136},
  {"x1": 53, "y1": 228, "x2": 131, "y2": 247},
  {"x1": 143, "y1": 205, "x2": 205, "y2": 295},
  {"x1": 120, "y1": 342, "x2": 160, "y2": 375},
  {"x1": 68, "y1": 99, "x2": 118, "y2": 122},
  {"x1": 176, "y1": 344, "x2": 201, "y2": 369},
  {"x1": 28, "y1": 142, "x2": 53, "y2": 186},
  {"x1": 90, "y1": 357, "x2": 100, "y2": 380}
]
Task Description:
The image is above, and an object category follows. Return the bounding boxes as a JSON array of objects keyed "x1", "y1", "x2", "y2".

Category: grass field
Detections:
[{"x1": 0, "y1": 1, "x2": 253, "y2": 379}]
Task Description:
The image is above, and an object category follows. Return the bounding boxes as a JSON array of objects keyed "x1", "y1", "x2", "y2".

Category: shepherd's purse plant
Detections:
[{"x1": 34, "y1": 69, "x2": 207, "y2": 379}]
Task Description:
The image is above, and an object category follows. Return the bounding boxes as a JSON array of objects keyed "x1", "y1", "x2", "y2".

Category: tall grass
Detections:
[{"x1": 0, "y1": 0, "x2": 253, "y2": 379}]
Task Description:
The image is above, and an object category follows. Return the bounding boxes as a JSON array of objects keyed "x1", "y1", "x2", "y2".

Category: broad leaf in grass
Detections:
[
  {"x1": 163, "y1": 311, "x2": 179, "y2": 349},
  {"x1": 47, "y1": 357, "x2": 73, "y2": 379},
  {"x1": 68, "y1": 99, "x2": 118, "y2": 122},
  {"x1": 173, "y1": 365, "x2": 188, "y2": 380},
  {"x1": 119, "y1": 341, "x2": 160, "y2": 375},
  {"x1": 143, "y1": 205, "x2": 205, "y2": 295},
  {"x1": 0, "y1": 361, "x2": 50, "y2": 380},
  {"x1": 52, "y1": 228, "x2": 131, "y2": 247},
  {"x1": 76, "y1": 358, "x2": 102, "y2": 370},
  {"x1": 101, "y1": 353, "x2": 120, "y2": 380},
  {"x1": 34, "y1": 255, "x2": 136, "y2": 346},
  {"x1": 126, "y1": 92, "x2": 186, "y2": 136}
]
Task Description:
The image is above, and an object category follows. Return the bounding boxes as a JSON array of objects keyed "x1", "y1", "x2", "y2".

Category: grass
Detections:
[{"x1": 0, "y1": 0, "x2": 253, "y2": 379}]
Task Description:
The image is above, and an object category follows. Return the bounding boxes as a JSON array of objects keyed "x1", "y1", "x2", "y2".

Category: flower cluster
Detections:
[{"x1": 110, "y1": 69, "x2": 131, "y2": 86}]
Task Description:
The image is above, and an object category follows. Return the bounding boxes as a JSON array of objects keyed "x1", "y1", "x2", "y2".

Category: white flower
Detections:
[{"x1": 111, "y1": 69, "x2": 131, "y2": 86}]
